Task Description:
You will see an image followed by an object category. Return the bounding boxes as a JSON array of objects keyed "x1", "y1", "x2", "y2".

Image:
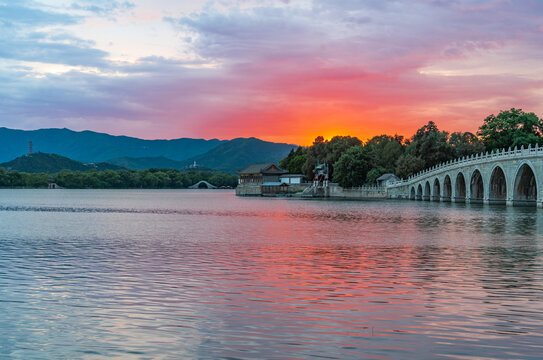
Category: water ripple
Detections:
[{"x1": 1, "y1": 190, "x2": 543, "y2": 359}]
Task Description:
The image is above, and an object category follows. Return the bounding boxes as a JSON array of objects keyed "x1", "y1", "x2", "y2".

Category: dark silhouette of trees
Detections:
[{"x1": 0, "y1": 168, "x2": 239, "y2": 189}]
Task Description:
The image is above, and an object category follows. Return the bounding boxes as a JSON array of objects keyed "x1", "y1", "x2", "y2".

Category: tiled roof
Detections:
[
  {"x1": 238, "y1": 164, "x2": 271, "y2": 174},
  {"x1": 376, "y1": 173, "x2": 399, "y2": 181},
  {"x1": 238, "y1": 163, "x2": 288, "y2": 174}
]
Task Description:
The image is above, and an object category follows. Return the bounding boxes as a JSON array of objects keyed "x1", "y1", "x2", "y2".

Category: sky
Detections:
[{"x1": 0, "y1": 0, "x2": 542, "y2": 145}]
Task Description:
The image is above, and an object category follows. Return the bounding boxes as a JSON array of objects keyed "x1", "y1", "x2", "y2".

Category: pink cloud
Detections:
[{"x1": 1, "y1": 0, "x2": 543, "y2": 144}]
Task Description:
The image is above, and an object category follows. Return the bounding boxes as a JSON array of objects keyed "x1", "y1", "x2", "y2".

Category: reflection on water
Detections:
[{"x1": 1, "y1": 189, "x2": 542, "y2": 359}]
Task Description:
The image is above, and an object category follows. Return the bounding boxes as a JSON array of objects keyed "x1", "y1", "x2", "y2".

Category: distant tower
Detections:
[{"x1": 28, "y1": 141, "x2": 33, "y2": 154}]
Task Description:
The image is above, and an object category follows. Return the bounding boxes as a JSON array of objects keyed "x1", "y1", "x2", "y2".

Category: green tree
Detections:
[
  {"x1": 333, "y1": 146, "x2": 371, "y2": 187},
  {"x1": 279, "y1": 147, "x2": 307, "y2": 174},
  {"x1": 448, "y1": 132, "x2": 485, "y2": 158},
  {"x1": 395, "y1": 154, "x2": 425, "y2": 179},
  {"x1": 366, "y1": 167, "x2": 387, "y2": 185},
  {"x1": 301, "y1": 136, "x2": 362, "y2": 178},
  {"x1": 7, "y1": 171, "x2": 24, "y2": 187},
  {"x1": 287, "y1": 154, "x2": 306, "y2": 174},
  {"x1": 302, "y1": 136, "x2": 329, "y2": 178},
  {"x1": 153, "y1": 171, "x2": 170, "y2": 188},
  {"x1": 364, "y1": 135, "x2": 405, "y2": 172},
  {"x1": 142, "y1": 172, "x2": 159, "y2": 188},
  {"x1": 209, "y1": 173, "x2": 226, "y2": 187},
  {"x1": 477, "y1": 108, "x2": 543, "y2": 151},
  {"x1": 409, "y1": 121, "x2": 454, "y2": 168},
  {"x1": 24, "y1": 173, "x2": 48, "y2": 188},
  {"x1": 0, "y1": 168, "x2": 9, "y2": 186}
]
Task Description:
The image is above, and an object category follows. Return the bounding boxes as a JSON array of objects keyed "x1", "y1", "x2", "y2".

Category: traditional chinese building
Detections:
[
  {"x1": 237, "y1": 164, "x2": 295, "y2": 196},
  {"x1": 238, "y1": 164, "x2": 288, "y2": 185},
  {"x1": 376, "y1": 173, "x2": 400, "y2": 187}
]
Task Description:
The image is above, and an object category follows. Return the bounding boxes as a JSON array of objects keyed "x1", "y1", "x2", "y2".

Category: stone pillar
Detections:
[
  {"x1": 537, "y1": 162, "x2": 543, "y2": 208},
  {"x1": 450, "y1": 175, "x2": 456, "y2": 203},
  {"x1": 506, "y1": 164, "x2": 515, "y2": 207}
]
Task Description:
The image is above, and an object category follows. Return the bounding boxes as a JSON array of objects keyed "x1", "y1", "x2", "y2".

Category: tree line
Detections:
[
  {"x1": 280, "y1": 108, "x2": 543, "y2": 187},
  {"x1": 0, "y1": 168, "x2": 239, "y2": 189}
]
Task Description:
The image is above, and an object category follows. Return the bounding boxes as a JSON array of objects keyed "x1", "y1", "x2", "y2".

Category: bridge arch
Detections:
[
  {"x1": 513, "y1": 161, "x2": 538, "y2": 206},
  {"x1": 470, "y1": 169, "x2": 484, "y2": 203},
  {"x1": 416, "y1": 184, "x2": 423, "y2": 201},
  {"x1": 442, "y1": 175, "x2": 452, "y2": 202},
  {"x1": 189, "y1": 180, "x2": 217, "y2": 189},
  {"x1": 488, "y1": 164, "x2": 507, "y2": 205},
  {"x1": 455, "y1": 172, "x2": 467, "y2": 203},
  {"x1": 410, "y1": 186, "x2": 416, "y2": 200},
  {"x1": 423, "y1": 181, "x2": 431, "y2": 201},
  {"x1": 432, "y1": 178, "x2": 441, "y2": 201}
]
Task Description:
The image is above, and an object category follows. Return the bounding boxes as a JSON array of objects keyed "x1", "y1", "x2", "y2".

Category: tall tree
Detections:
[
  {"x1": 366, "y1": 167, "x2": 387, "y2": 185},
  {"x1": 409, "y1": 121, "x2": 454, "y2": 169},
  {"x1": 324, "y1": 136, "x2": 362, "y2": 178},
  {"x1": 364, "y1": 134, "x2": 405, "y2": 172},
  {"x1": 333, "y1": 146, "x2": 371, "y2": 188},
  {"x1": 395, "y1": 154, "x2": 425, "y2": 179},
  {"x1": 279, "y1": 147, "x2": 306, "y2": 174},
  {"x1": 477, "y1": 108, "x2": 543, "y2": 151},
  {"x1": 301, "y1": 136, "x2": 361, "y2": 178},
  {"x1": 302, "y1": 136, "x2": 329, "y2": 178},
  {"x1": 448, "y1": 132, "x2": 485, "y2": 158}
]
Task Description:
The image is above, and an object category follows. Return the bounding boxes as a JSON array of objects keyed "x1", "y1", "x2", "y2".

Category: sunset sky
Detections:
[{"x1": 1, "y1": 0, "x2": 542, "y2": 145}]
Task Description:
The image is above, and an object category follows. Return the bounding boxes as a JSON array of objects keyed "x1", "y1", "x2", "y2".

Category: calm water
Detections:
[{"x1": 1, "y1": 189, "x2": 542, "y2": 360}]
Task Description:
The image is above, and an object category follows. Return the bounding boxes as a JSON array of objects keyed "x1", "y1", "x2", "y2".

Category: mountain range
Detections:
[{"x1": 0, "y1": 127, "x2": 297, "y2": 172}]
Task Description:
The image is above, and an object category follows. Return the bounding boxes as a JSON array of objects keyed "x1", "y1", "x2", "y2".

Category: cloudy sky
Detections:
[{"x1": 1, "y1": 0, "x2": 542, "y2": 144}]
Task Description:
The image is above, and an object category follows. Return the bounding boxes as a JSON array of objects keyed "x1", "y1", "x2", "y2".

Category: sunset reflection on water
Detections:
[{"x1": 0, "y1": 190, "x2": 542, "y2": 359}]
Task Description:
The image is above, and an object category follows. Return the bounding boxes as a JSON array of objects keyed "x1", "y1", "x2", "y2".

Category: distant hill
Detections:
[
  {"x1": 0, "y1": 127, "x2": 225, "y2": 163},
  {"x1": 0, "y1": 153, "x2": 125, "y2": 173},
  {"x1": 180, "y1": 137, "x2": 297, "y2": 172},
  {"x1": 107, "y1": 156, "x2": 218, "y2": 171},
  {"x1": 107, "y1": 156, "x2": 184, "y2": 170},
  {"x1": 0, "y1": 127, "x2": 298, "y2": 172}
]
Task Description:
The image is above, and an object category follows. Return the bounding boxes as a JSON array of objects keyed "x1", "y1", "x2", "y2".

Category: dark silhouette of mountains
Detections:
[
  {"x1": 0, "y1": 127, "x2": 224, "y2": 163},
  {"x1": 179, "y1": 137, "x2": 298, "y2": 172},
  {"x1": 0, "y1": 128, "x2": 297, "y2": 172},
  {"x1": 107, "y1": 156, "x2": 185, "y2": 170},
  {"x1": 0, "y1": 153, "x2": 125, "y2": 173},
  {"x1": 109, "y1": 138, "x2": 298, "y2": 172}
]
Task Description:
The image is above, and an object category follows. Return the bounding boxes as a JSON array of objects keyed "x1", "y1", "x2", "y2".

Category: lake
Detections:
[{"x1": 1, "y1": 189, "x2": 542, "y2": 359}]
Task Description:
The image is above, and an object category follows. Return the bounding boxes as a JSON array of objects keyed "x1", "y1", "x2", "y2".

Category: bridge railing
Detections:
[
  {"x1": 345, "y1": 186, "x2": 386, "y2": 191},
  {"x1": 388, "y1": 144, "x2": 543, "y2": 187}
]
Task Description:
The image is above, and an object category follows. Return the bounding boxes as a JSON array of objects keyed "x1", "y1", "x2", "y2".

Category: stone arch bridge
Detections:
[{"x1": 387, "y1": 145, "x2": 543, "y2": 207}]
